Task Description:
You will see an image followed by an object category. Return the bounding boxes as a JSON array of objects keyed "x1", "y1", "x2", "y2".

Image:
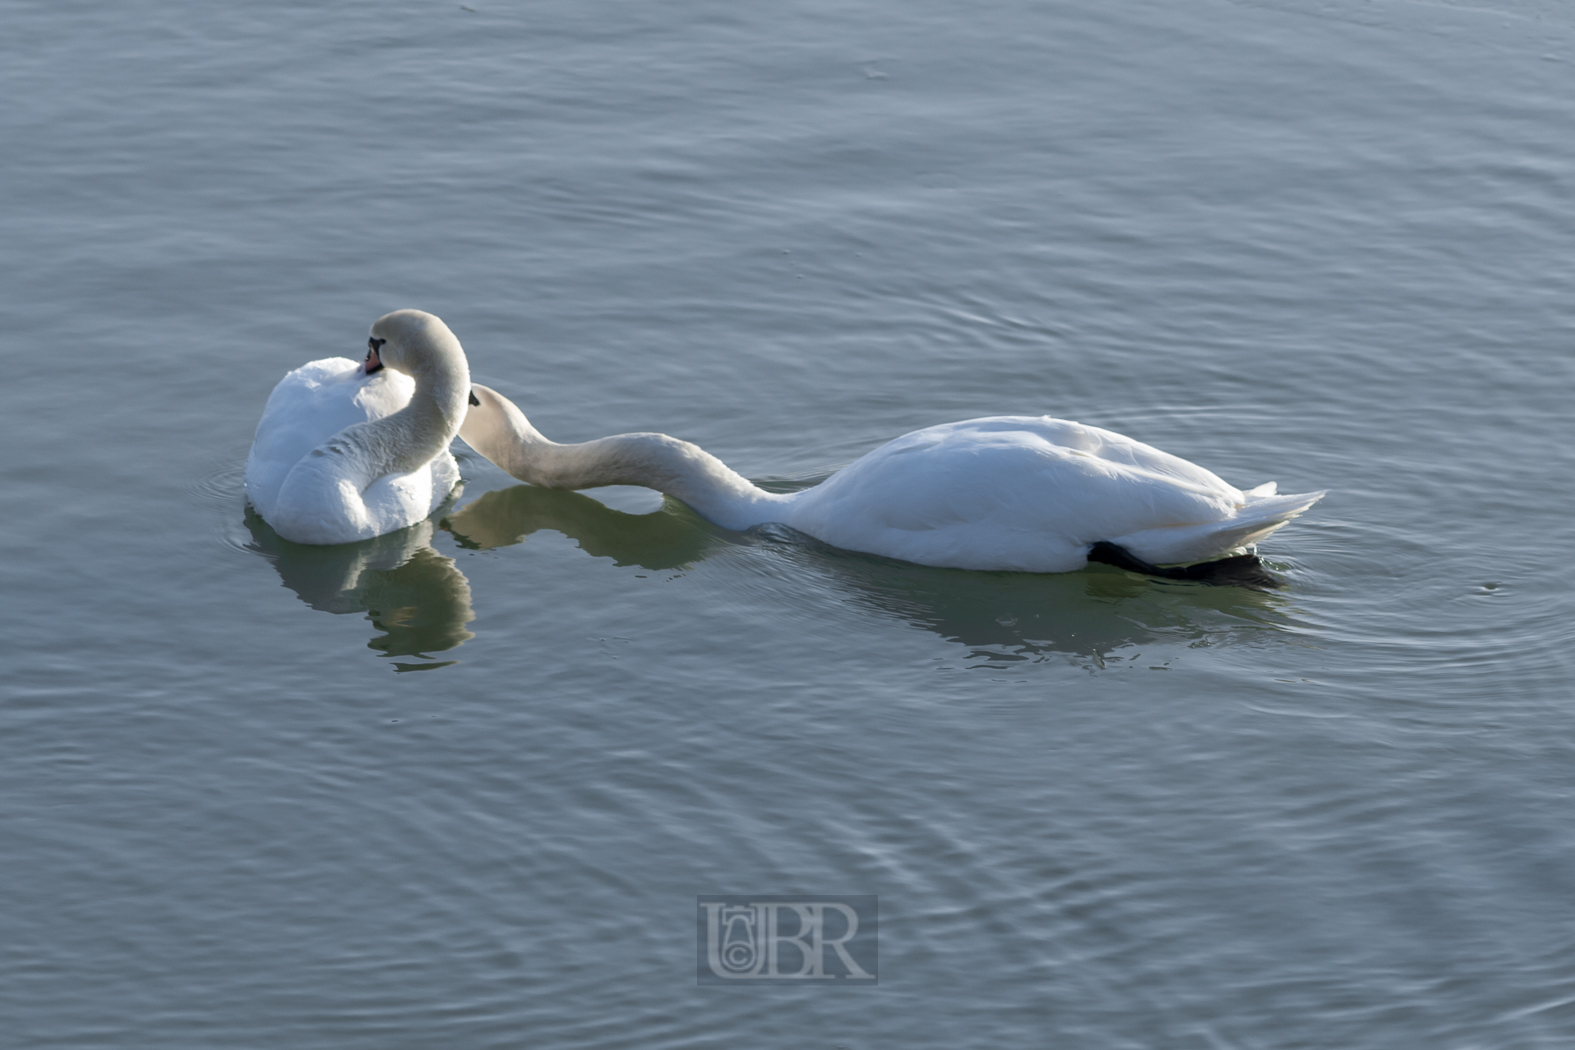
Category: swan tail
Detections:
[{"x1": 1105, "y1": 489, "x2": 1326, "y2": 567}]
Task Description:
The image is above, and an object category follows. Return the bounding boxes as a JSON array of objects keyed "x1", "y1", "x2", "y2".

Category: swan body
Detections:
[
  {"x1": 459, "y1": 384, "x2": 1324, "y2": 574},
  {"x1": 244, "y1": 310, "x2": 469, "y2": 545}
]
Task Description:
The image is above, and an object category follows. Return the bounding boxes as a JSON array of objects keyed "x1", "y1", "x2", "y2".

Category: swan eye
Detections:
[
  {"x1": 469, "y1": 390, "x2": 480, "y2": 407},
  {"x1": 368, "y1": 337, "x2": 386, "y2": 351}
]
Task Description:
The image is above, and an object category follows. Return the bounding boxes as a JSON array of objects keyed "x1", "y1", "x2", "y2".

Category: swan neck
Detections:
[
  {"x1": 368, "y1": 354, "x2": 469, "y2": 477},
  {"x1": 406, "y1": 353, "x2": 471, "y2": 433},
  {"x1": 459, "y1": 390, "x2": 788, "y2": 530}
]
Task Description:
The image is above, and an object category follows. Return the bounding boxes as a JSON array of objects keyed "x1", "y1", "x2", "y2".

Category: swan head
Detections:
[
  {"x1": 364, "y1": 309, "x2": 466, "y2": 380},
  {"x1": 457, "y1": 383, "x2": 550, "y2": 478},
  {"x1": 459, "y1": 382, "x2": 536, "y2": 450}
]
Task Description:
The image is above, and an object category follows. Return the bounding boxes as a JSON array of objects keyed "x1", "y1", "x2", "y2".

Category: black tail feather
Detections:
[{"x1": 1086, "y1": 541, "x2": 1282, "y2": 590}]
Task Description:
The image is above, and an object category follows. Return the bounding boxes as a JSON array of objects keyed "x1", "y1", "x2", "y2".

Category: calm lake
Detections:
[{"x1": 3, "y1": 0, "x2": 1573, "y2": 1046}]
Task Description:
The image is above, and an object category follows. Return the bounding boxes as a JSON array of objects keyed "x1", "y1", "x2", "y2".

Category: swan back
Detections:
[{"x1": 780, "y1": 417, "x2": 1249, "y2": 572}]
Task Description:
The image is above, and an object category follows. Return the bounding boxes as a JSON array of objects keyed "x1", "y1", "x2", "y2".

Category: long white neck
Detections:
[
  {"x1": 459, "y1": 384, "x2": 792, "y2": 530},
  {"x1": 358, "y1": 349, "x2": 470, "y2": 479}
]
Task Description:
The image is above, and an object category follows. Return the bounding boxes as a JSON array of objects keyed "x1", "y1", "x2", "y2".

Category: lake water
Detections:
[{"x1": 4, "y1": 0, "x2": 1574, "y2": 1046}]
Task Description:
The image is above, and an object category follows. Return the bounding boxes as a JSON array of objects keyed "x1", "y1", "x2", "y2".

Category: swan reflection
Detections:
[
  {"x1": 244, "y1": 508, "x2": 475, "y2": 667},
  {"x1": 751, "y1": 525, "x2": 1292, "y2": 665},
  {"x1": 440, "y1": 484, "x2": 1288, "y2": 665},
  {"x1": 442, "y1": 484, "x2": 720, "y2": 567}
]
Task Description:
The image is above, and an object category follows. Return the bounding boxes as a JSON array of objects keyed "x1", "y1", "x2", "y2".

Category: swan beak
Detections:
[{"x1": 363, "y1": 342, "x2": 385, "y2": 375}]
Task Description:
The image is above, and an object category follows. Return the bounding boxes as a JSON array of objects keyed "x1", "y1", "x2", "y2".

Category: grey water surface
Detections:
[{"x1": 4, "y1": 0, "x2": 1574, "y2": 1046}]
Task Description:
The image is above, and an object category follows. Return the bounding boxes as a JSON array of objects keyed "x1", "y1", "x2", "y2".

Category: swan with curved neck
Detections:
[
  {"x1": 244, "y1": 310, "x2": 470, "y2": 545},
  {"x1": 458, "y1": 384, "x2": 1325, "y2": 574}
]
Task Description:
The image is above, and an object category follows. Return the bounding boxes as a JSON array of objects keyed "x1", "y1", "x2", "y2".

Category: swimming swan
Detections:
[
  {"x1": 458, "y1": 384, "x2": 1325, "y2": 575},
  {"x1": 244, "y1": 310, "x2": 469, "y2": 545}
]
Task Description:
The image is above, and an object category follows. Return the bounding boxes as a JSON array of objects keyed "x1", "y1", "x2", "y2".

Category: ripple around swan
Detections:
[
  {"x1": 186, "y1": 456, "x2": 249, "y2": 505},
  {"x1": 185, "y1": 453, "x2": 261, "y2": 556}
]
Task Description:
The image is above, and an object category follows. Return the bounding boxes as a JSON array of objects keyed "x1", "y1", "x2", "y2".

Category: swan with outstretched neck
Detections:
[
  {"x1": 244, "y1": 310, "x2": 469, "y2": 545},
  {"x1": 458, "y1": 383, "x2": 1325, "y2": 576}
]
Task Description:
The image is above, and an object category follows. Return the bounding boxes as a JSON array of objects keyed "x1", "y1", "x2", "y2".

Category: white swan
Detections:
[
  {"x1": 458, "y1": 384, "x2": 1325, "y2": 575},
  {"x1": 244, "y1": 310, "x2": 469, "y2": 545}
]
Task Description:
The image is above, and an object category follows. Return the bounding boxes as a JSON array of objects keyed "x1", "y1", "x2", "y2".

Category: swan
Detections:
[
  {"x1": 244, "y1": 310, "x2": 469, "y2": 545},
  {"x1": 457, "y1": 384, "x2": 1325, "y2": 576}
]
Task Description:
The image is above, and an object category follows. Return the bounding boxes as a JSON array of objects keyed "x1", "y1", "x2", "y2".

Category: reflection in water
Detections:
[
  {"x1": 442, "y1": 484, "x2": 720, "y2": 567},
  {"x1": 244, "y1": 508, "x2": 475, "y2": 667},
  {"x1": 749, "y1": 525, "x2": 1294, "y2": 666},
  {"x1": 440, "y1": 484, "x2": 1291, "y2": 666}
]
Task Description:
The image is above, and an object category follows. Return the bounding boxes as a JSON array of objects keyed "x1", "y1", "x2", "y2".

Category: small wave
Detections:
[
  {"x1": 186, "y1": 455, "x2": 248, "y2": 505},
  {"x1": 185, "y1": 451, "x2": 262, "y2": 555}
]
